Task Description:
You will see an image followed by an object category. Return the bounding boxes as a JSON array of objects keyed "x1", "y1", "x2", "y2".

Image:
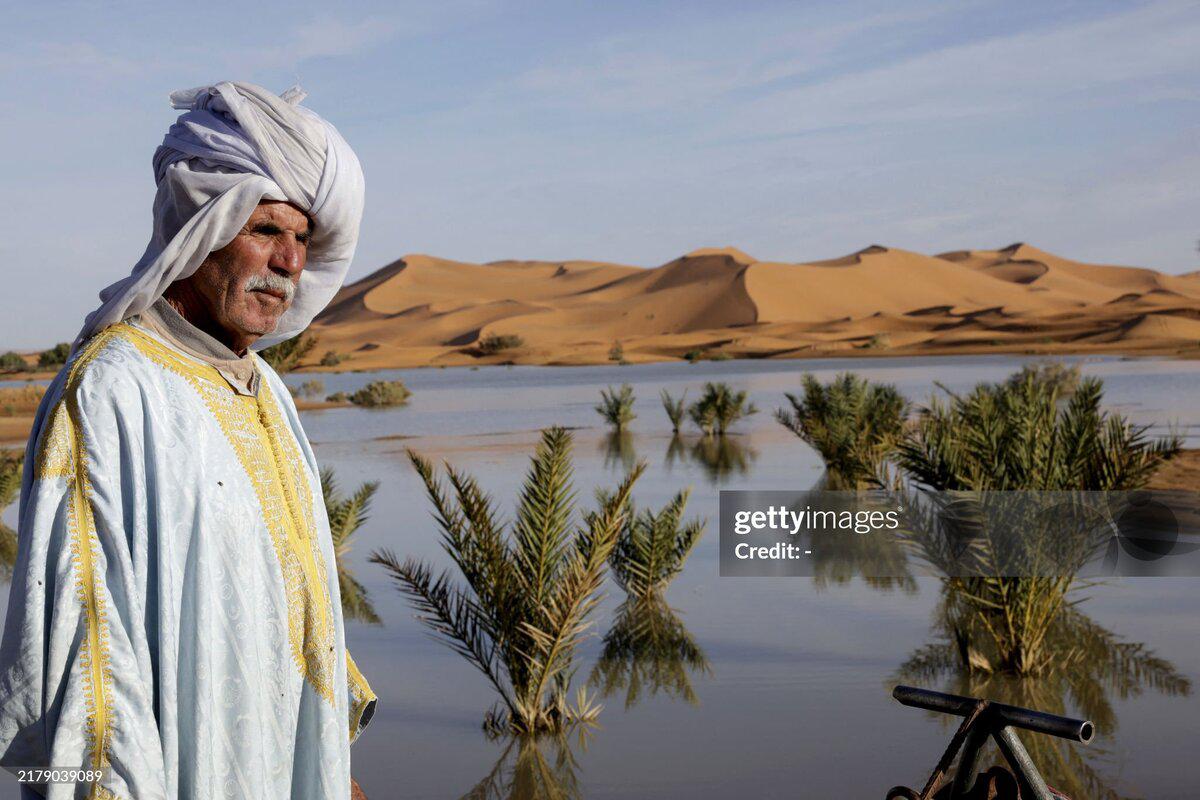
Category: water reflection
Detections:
[
  {"x1": 889, "y1": 492, "x2": 1191, "y2": 798},
  {"x1": 807, "y1": 489, "x2": 916, "y2": 594},
  {"x1": 459, "y1": 735, "x2": 583, "y2": 800},
  {"x1": 663, "y1": 434, "x2": 757, "y2": 483},
  {"x1": 895, "y1": 598, "x2": 1191, "y2": 800},
  {"x1": 600, "y1": 431, "x2": 638, "y2": 472},
  {"x1": 798, "y1": 487, "x2": 1195, "y2": 795},
  {"x1": 589, "y1": 596, "x2": 712, "y2": 709}
]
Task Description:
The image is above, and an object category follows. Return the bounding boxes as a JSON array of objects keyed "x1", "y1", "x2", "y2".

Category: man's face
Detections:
[{"x1": 181, "y1": 200, "x2": 312, "y2": 346}]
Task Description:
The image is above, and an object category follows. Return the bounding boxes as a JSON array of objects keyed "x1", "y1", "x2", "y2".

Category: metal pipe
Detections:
[
  {"x1": 893, "y1": 685, "x2": 1094, "y2": 744},
  {"x1": 993, "y1": 725, "x2": 1055, "y2": 800},
  {"x1": 949, "y1": 723, "x2": 991, "y2": 798}
]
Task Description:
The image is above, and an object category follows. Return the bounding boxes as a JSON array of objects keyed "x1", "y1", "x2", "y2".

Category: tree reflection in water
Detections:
[
  {"x1": 807, "y1": 484, "x2": 916, "y2": 595},
  {"x1": 895, "y1": 595, "x2": 1191, "y2": 800},
  {"x1": 459, "y1": 734, "x2": 584, "y2": 800},
  {"x1": 663, "y1": 433, "x2": 757, "y2": 483},
  {"x1": 600, "y1": 430, "x2": 638, "y2": 473},
  {"x1": 589, "y1": 596, "x2": 711, "y2": 708}
]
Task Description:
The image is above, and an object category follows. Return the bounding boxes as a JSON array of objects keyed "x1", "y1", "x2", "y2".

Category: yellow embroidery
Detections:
[
  {"x1": 32, "y1": 328, "x2": 125, "y2": 785},
  {"x1": 114, "y1": 324, "x2": 338, "y2": 703},
  {"x1": 33, "y1": 401, "x2": 73, "y2": 479},
  {"x1": 346, "y1": 650, "x2": 377, "y2": 741}
]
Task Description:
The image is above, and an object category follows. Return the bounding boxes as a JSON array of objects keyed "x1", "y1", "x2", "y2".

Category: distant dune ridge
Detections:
[{"x1": 306, "y1": 243, "x2": 1200, "y2": 369}]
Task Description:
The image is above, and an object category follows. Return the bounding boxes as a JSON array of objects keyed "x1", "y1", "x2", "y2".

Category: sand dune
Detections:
[{"x1": 305, "y1": 243, "x2": 1200, "y2": 369}]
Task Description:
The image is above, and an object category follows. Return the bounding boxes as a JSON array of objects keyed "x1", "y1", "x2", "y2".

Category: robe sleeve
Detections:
[
  {"x1": 345, "y1": 650, "x2": 376, "y2": 744},
  {"x1": 0, "y1": 356, "x2": 167, "y2": 800}
]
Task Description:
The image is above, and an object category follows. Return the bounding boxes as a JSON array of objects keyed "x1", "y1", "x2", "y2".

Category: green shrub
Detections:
[
  {"x1": 776, "y1": 373, "x2": 908, "y2": 488},
  {"x1": 0, "y1": 352, "x2": 26, "y2": 372},
  {"x1": 320, "y1": 350, "x2": 348, "y2": 367},
  {"x1": 688, "y1": 382, "x2": 757, "y2": 436},
  {"x1": 325, "y1": 391, "x2": 350, "y2": 403},
  {"x1": 608, "y1": 342, "x2": 625, "y2": 363},
  {"x1": 1005, "y1": 360, "x2": 1080, "y2": 398},
  {"x1": 297, "y1": 379, "x2": 326, "y2": 399},
  {"x1": 683, "y1": 349, "x2": 703, "y2": 363},
  {"x1": 896, "y1": 373, "x2": 1178, "y2": 492},
  {"x1": 596, "y1": 384, "x2": 636, "y2": 431},
  {"x1": 348, "y1": 380, "x2": 411, "y2": 408},
  {"x1": 660, "y1": 389, "x2": 687, "y2": 433},
  {"x1": 37, "y1": 343, "x2": 70, "y2": 369},
  {"x1": 259, "y1": 333, "x2": 317, "y2": 373}
]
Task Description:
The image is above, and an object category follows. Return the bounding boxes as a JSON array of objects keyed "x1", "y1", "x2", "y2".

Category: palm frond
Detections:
[{"x1": 381, "y1": 430, "x2": 648, "y2": 735}]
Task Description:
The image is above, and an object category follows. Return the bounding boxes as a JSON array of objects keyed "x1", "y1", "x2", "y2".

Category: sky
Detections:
[{"x1": 1, "y1": 0, "x2": 1199, "y2": 348}]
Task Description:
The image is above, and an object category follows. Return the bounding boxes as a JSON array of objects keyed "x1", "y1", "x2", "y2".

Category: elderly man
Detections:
[{"x1": 0, "y1": 82, "x2": 374, "y2": 799}]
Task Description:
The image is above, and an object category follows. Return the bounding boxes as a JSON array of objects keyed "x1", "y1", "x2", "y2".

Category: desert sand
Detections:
[{"x1": 304, "y1": 243, "x2": 1200, "y2": 370}]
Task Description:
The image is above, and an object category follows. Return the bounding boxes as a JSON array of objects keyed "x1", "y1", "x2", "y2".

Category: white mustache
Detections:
[{"x1": 244, "y1": 273, "x2": 296, "y2": 302}]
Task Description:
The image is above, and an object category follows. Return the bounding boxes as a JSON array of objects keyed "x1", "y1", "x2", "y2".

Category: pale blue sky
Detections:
[{"x1": 2, "y1": 0, "x2": 1198, "y2": 347}]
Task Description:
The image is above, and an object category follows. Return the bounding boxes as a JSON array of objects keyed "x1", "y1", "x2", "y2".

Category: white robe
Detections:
[{"x1": 0, "y1": 320, "x2": 375, "y2": 799}]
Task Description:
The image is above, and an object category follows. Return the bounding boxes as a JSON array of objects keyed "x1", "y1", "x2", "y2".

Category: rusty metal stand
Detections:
[{"x1": 885, "y1": 686, "x2": 1093, "y2": 800}]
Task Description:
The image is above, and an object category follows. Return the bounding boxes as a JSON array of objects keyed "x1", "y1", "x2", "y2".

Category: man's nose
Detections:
[{"x1": 270, "y1": 235, "x2": 307, "y2": 276}]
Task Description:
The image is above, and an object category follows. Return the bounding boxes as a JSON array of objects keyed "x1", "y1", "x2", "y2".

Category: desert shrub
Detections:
[
  {"x1": 776, "y1": 373, "x2": 908, "y2": 488},
  {"x1": 348, "y1": 380, "x2": 411, "y2": 408},
  {"x1": 608, "y1": 341, "x2": 625, "y2": 363},
  {"x1": 683, "y1": 349, "x2": 702, "y2": 363},
  {"x1": 37, "y1": 343, "x2": 70, "y2": 369},
  {"x1": 858, "y1": 333, "x2": 890, "y2": 350},
  {"x1": 371, "y1": 428, "x2": 644, "y2": 735},
  {"x1": 477, "y1": 333, "x2": 524, "y2": 355},
  {"x1": 320, "y1": 350, "x2": 348, "y2": 367},
  {"x1": 0, "y1": 352, "x2": 27, "y2": 372},
  {"x1": 596, "y1": 384, "x2": 636, "y2": 431},
  {"x1": 1005, "y1": 360, "x2": 1081, "y2": 398},
  {"x1": 297, "y1": 379, "x2": 326, "y2": 399},
  {"x1": 326, "y1": 391, "x2": 350, "y2": 404},
  {"x1": 688, "y1": 382, "x2": 757, "y2": 436},
  {"x1": 259, "y1": 333, "x2": 317, "y2": 373}
]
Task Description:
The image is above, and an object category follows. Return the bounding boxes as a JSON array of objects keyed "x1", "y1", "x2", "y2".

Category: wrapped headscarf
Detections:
[{"x1": 75, "y1": 81, "x2": 365, "y2": 351}]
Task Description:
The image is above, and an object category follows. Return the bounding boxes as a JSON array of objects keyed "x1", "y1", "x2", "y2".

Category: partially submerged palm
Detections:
[
  {"x1": 893, "y1": 373, "x2": 1180, "y2": 675},
  {"x1": 373, "y1": 427, "x2": 644, "y2": 735}
]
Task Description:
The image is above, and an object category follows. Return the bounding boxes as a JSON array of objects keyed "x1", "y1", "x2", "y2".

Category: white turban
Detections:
[{"x1": 75, "y1": 81, "x2": 365, "y2": 351}]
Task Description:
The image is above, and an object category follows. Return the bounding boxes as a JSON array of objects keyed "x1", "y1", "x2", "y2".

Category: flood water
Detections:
[{"x1": 4, "y1": 354, "x2": 1200, "y2": 798}]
